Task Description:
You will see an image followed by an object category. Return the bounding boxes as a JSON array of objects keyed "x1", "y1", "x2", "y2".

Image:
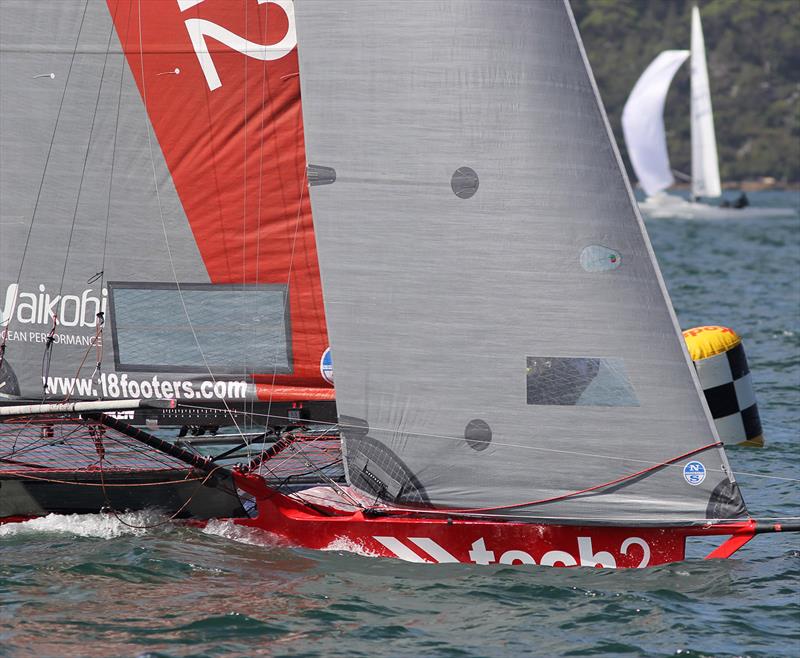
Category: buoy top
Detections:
[{"x1": 682, "y1": 326, "x2": 741, "y2": 361}]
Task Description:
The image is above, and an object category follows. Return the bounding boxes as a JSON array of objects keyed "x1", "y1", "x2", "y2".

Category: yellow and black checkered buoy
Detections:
[{"x1": 683, "y1": 326, "x2": 763, "y2": 446}]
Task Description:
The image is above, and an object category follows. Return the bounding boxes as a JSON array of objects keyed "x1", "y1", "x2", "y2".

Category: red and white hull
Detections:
[{"x1": 232, "y1": 475, "x2": 758, "y2": 568}]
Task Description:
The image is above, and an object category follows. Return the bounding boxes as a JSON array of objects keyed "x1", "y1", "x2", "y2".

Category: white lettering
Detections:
[
  {"x1": 0, "y1": 283, "x2": 18, "y2": 326},
  {"x1": 177, "y1": 0, "x2": 204, "y2": 10},
  {"x1": 540, "y1": 550, "x2": 578, "y2": 567},
  {"x1": 80, "y1": 288, "x2": 100, "y2": 327},
  {"x1": 578, "y1": 537, "x2": 617, "y2": 568},
  {"x1": 0, "y1": 283, "x2": 106, "y2": 328},
  {"x1": 498, "y1": 550, "x2": 536, "y2": 565},
  {"x1": 17, "y1": 292, "x2": 36, "y2": 323},
  {"x1": 59, "y1": 295, "x2": 81, "y2": 327},
  {"x1": 43, "y1": 290, "x2": 59, "y2": 323},
  {"x1": 184, "y1": 0, "x2": 296, "y2": 91},
  {"x1": 468, "y1": 538, "x2": 496, "y2": 565},
  {"x1": 620, "y1": 537, "x2": 651, "y2": 568}
]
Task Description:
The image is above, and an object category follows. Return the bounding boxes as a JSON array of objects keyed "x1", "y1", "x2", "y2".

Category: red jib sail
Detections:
[{"x1": 106, "y1": 0, "x2": 329, "y2": 401}]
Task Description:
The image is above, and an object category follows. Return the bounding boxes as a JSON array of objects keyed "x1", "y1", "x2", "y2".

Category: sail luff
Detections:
[
  {"x1": 622, "y1": 50, "x2": 689, "y2": 197},
  {"x1": 690, "y1": 5, "x2": 722, "y2": 198},
  {"x1": 565, "y1": 0, "x2": 739, "y2": 513}
]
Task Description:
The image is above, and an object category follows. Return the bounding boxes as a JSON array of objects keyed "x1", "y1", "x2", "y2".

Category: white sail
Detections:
[
  {"x1": 622, "y1": 50, "x2": 689, "y2": 197},
  {"x1": 690, "y1": 6, "x2": 722, "y2": 198}
]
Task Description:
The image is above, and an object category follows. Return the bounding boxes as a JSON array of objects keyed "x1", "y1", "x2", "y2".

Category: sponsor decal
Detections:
[
  {"x1": 683, "y1": 460, "x2": 706, "y2": 486},
  {"x1": 179, "y1": 0, "x2": 297, "y2": 91},
  {"x1": 42, "y1": 374, "x2": 248, "y2": 400},
  {"x1": 320, "y1": 347, "x2": 333, "y2": 384},
  {"x1": 1, "y1": 283, "x2": 107, "y2": 329},
  {"x1": 372, "y1": 535, "x2": 651, "y2": 569}
]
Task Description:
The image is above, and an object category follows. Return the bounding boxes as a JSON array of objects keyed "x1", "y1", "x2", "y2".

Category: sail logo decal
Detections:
[
  {"x1": 373, "y1": 536, "x2": 651, "y2": 569},
  {"x1": 320, "y1": 347, "x2": 333, "y2": 384},
  {"x1": 180, "y1": 0, "x2": 297, "y2": 91},
  {"x1": 683, "y1": 461, "x2": 706, "y2": 485},
  {"x1": 1, "y1": 283, "x2": 106, "y2": 329}
]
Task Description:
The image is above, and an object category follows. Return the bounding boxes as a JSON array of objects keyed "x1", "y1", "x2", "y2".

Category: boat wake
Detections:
[
  {"x1": 321, "y1": 536, "x2": 382, "y2": 558},
  {"x1": 201, "y1": 519, "x2": 287, "y2": 548},
  {"x1": 0, "y1": 510, "x2": 163, "y2": 539}
]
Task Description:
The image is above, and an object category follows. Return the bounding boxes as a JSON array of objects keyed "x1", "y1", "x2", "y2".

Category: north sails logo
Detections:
[
  {"x1": 0, "y1": 283, "x2": 107, "y2": 328},
  {"x1": 373, "y1": 536, "x2": 651, "y2": 568}
]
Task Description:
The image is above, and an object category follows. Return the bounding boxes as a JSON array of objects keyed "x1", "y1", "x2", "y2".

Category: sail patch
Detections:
[
  {"x1": 451, "y1": 167, "x2": 479, "y2": 199},
  {"x1": 526, "y1": 357, "x2": 639, "y2": 407},
  {"x1": 464, "y1": 419, "x2": 492, "y2": 451},
  {"x1": 580, "y1": 245, "x2": 623, "y2": 272},
  {"x1": 308, "y1": 164, "x2": 337, "y2": 186}
]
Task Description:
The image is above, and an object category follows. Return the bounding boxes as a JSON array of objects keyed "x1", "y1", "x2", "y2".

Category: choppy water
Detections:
[{"x1": 1, "y1": 191, "x2": 799, "y2": 658}]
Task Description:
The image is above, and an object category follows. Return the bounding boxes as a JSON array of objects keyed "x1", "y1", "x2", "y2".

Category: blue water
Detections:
[{"x1": 1, "y1": 191, "x2": 799, "y2": 657}]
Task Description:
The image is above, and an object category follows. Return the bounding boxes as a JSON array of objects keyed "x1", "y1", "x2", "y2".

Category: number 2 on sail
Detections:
[{"x1": 180, "y1": 0, "x2": 296, "y2": 91}]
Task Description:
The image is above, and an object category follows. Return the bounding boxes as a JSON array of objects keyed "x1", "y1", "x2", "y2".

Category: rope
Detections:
[
  {"x1": 98, "y1": 459, "x2": 230, "y2": 530},
  {"x1": 56, "y1": 12, "x2": 118, "y2": 301},
  {"x1": 370, "y1": 442, "x2": 724, "y2": 516}
]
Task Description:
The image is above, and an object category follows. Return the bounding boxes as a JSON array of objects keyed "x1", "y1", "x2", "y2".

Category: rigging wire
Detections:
[
  {"x1": 91, "y1": 0, "x2": 131, "y2": 398},
  {"x1": 134, "y1": 0, "x2": 247, "y2": 442},
  {"x1": 0, "y1": 0, "x2": 90, "y2": 428},
  {"x1": 56, "y1": 8, "x2": 119, "y2": 300},
  {"x1": 249, "y1": 0, "x2": 273, "y2": 446},
  {"x1": 1, "y1": 0, "x2": 90, "y2": 342},
  {"x1": 47, "y1": 7, "x2": 120, "y2": 402}
]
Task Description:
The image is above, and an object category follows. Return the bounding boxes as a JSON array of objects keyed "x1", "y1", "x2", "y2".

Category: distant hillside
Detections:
[{"x1": 571, "y1": 0, "x2": 800, "y2": 184}]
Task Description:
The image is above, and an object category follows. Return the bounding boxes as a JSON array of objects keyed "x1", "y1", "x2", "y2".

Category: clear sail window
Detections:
[
  {"x1": 109, "y1": 282, "x2": 291, "y2": 373},
  {"x1": 526, "y1": 357, "x2": 639, "y2": 407}
]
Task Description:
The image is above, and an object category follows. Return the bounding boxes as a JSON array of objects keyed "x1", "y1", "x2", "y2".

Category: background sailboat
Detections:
[{"x1": 622, "y1": 6, "x2": 796, "y2": 219}]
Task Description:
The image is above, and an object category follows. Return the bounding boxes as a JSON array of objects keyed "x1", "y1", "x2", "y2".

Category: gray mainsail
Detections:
[{"x1": 295, "y1": 0, "x2": 746, "y2": 523}]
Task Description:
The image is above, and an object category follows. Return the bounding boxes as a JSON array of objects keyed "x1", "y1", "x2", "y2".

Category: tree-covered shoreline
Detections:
[{"x1": 572, "y1": 0, "x2": 799, "y2": 185}]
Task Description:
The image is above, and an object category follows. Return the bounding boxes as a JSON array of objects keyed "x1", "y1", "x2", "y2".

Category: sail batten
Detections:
[{"x1": 296, "y1": 0, "x2": 745, "y2": 523}]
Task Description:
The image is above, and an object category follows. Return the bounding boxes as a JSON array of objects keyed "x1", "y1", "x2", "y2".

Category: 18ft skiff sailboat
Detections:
[
  {"x1": 622, "y1": 6, "x2": 796, "y2": 219},
  {"x1": 1, "y1": 0, "x2": 795, "y2": 566}
]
